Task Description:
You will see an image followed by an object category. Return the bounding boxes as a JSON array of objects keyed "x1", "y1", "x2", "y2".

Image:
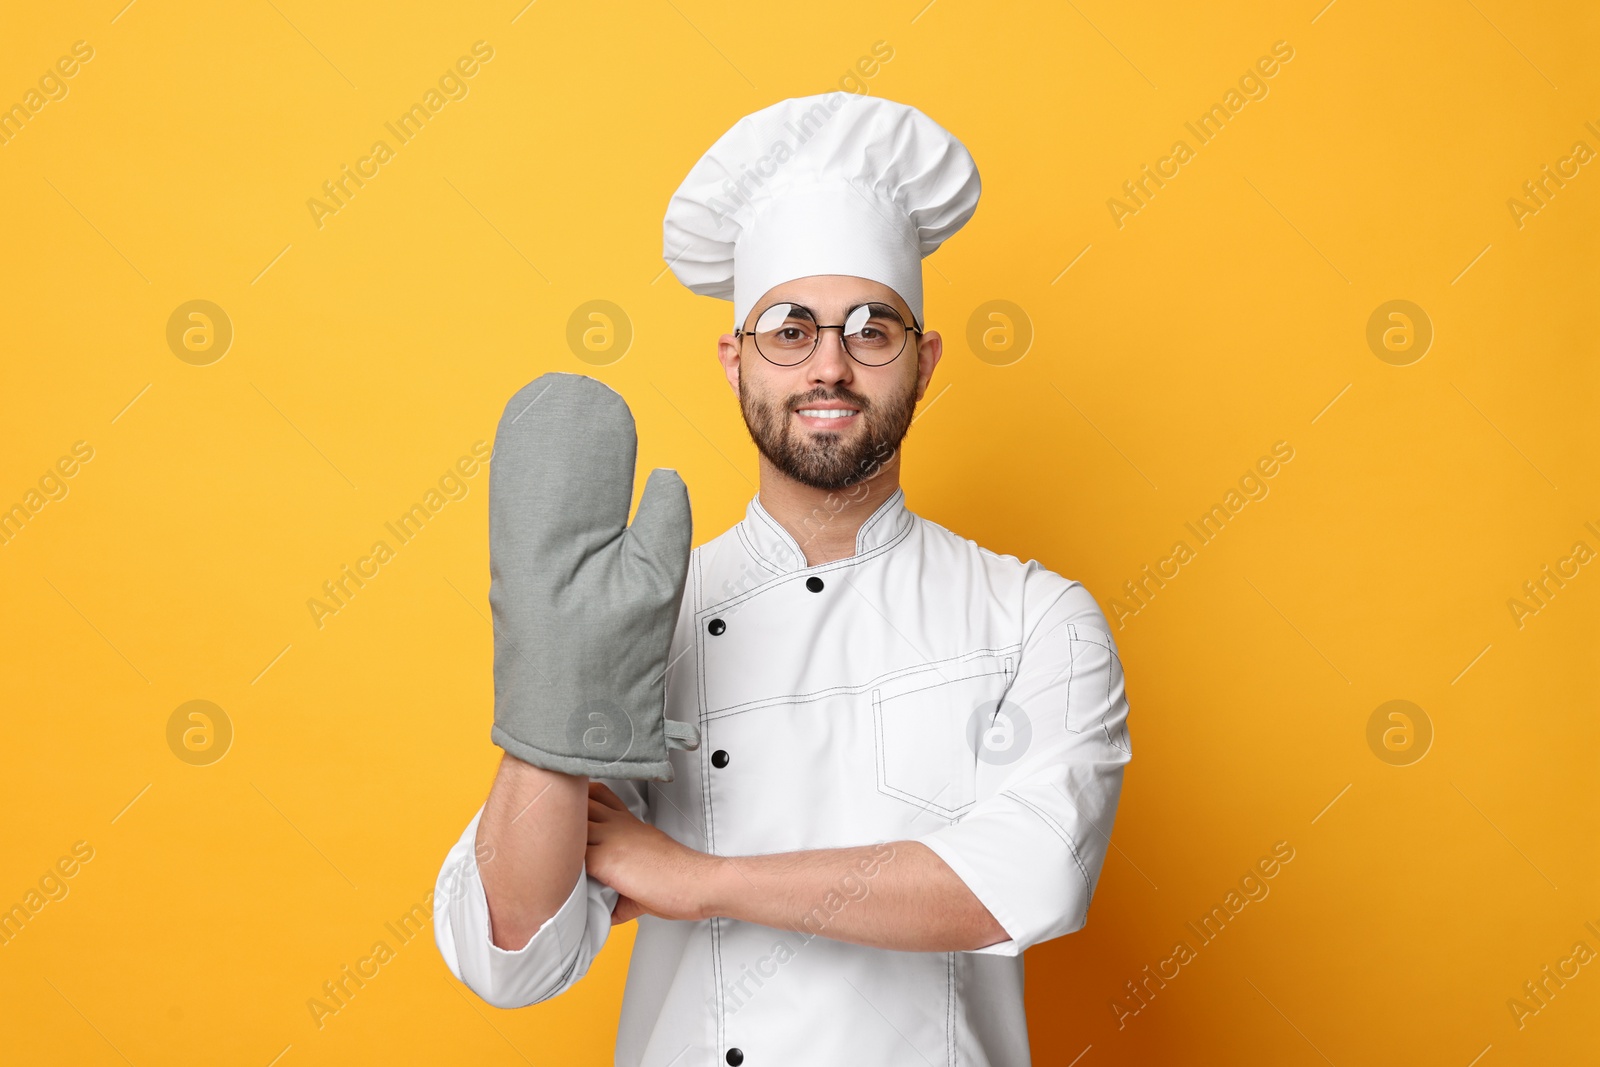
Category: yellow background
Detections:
[{"x1": 2, "y1": 1, "x2": 1596, "y2": 1063}]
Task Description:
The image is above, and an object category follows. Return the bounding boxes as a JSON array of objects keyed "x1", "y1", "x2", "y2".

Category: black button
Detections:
[
  {"x1": 707, "y1": 618, "x2": 726, "y2": 635},
  {"x1": 726, "y1": 1050, "x2": 743, "y2": 1066},
  {"x1": 712, "y1": 749, "x2": 730, "y2": 768},
  {"x1": 805, "y1": 576, "x2": 824, "y2": 593}
]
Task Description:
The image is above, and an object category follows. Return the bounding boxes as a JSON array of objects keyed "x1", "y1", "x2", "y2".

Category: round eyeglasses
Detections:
[{"x1": 735, "y1": 302, "x2": 921, "y2": 367}]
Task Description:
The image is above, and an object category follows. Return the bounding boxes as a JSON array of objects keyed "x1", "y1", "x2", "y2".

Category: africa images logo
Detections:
[
  {"x1": 305, "y1": 42, "x2": 495, "y2": 230},
  {"x1": 1106, "y1": 40, "x2": 1296, "y2": 229}
]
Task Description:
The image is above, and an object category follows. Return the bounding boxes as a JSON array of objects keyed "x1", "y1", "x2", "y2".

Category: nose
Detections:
[{"x1": 806, "y1": 328, "x2": 854, "y2": 387}]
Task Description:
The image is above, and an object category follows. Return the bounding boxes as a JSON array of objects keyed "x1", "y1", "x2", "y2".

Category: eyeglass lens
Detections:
[{"x1": 750, "y1": 302, "x2": 908, "y2": 366}]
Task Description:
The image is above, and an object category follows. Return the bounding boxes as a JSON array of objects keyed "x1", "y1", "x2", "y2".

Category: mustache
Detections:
[{"x1": 787, "y1": 387, "x2": 871, "y2": 411}]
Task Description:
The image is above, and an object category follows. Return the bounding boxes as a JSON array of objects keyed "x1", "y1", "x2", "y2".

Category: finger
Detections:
[
  {"x1": 611, "y1": 894, "x2": 645, "y2": 925},
  {"x1": 588, "y1": 783, "x2": 627, "y2": 811}
]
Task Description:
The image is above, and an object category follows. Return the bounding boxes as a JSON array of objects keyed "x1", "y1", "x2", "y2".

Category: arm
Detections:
[
  {"x1": 585, "y1": 786, "x2": 1009, "y2": 952},
  {"x1": 434, "y1": 767, "x2": 641, "y2": 1008},
  {"x1": 434, "y1": 372, "x2": 693, "y2": 1005},
  {"x1": 701, "y1": 840, "x2": 1010, "y2": 952},
  {"x1": 913, "y1": 576, "x2": 1133, "y2": 956},
  {"x1": 474, "y1": 753, "x2": 588, "y2": 949}
]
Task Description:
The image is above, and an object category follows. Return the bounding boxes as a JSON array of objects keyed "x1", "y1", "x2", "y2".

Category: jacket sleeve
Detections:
[
  {"x1": 432, "y1": 777, "x2": 646, "y2": 1007},
  {"x1": 916, "y1": 572, "x2": 1132, "y2": 957}
]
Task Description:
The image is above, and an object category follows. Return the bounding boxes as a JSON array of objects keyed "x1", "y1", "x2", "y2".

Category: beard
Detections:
[{"x1": 738, "y1": 373, "x2": 918, "y2": 491}]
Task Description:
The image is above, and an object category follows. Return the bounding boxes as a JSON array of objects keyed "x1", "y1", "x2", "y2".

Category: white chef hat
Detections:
[{"x1": 662, "y1": 92, "x2": 981, "y2": 329}]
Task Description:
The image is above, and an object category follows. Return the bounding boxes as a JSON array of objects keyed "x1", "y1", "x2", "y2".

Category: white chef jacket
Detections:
[{"x1": 435, "y1": 486, "x2": 1132, "y2": 1066}]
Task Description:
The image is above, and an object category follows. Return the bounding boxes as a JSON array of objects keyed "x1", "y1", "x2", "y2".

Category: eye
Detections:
[{"x1": 843, "y1": 304, "x2": 903, "y2": 350}]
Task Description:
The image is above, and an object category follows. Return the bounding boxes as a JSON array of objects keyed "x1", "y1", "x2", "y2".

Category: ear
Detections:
[
  {"x1": 914, "y1": 330, "x2": 943, "y2": 402},
  {"x1": 717, "y1": 333, "x2": 742, "y2": 398}
]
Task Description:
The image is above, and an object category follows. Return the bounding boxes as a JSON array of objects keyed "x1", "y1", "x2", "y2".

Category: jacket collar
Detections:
[{"x1": 740, "y1": 485, "x2": 912, "y2": 576}]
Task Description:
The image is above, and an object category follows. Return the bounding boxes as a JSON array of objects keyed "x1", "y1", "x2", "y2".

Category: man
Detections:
[{"x1": 434, "y1": 91, "x2": 1132, "y2": 1066}]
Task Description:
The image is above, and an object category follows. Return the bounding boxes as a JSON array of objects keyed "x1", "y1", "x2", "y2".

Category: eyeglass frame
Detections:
[{"x1": 733, "y1": 300, "x2": 925, "y2": 367}]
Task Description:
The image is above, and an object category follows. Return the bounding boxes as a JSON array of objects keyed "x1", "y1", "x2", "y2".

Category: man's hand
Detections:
[{"x1": 585, "y1": 782, "x2": 714, "y2": 926}]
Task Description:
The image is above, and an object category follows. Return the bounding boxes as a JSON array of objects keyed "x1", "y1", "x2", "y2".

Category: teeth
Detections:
[{"x1": 797, "y1": 409, "x2": 858, "y2": 418}]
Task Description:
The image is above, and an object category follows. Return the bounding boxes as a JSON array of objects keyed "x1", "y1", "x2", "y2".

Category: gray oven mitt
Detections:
[{"x1": 487, "y1": 372, "x2": 699, "y2": 781}]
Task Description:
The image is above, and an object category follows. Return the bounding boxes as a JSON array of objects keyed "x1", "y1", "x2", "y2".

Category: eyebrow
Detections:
[{"x1": 776, "y1": 301, "x2": 900, "y2": 319}]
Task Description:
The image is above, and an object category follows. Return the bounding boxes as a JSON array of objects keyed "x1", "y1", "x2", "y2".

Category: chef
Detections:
[{"x1": 434, "y1": 91, "x2": 1132, "y2": 1066}]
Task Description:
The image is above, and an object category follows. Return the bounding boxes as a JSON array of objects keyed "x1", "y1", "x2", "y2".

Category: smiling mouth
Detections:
[{"x1": 794, "y1": 408, "x2": 860, "y2": 420}]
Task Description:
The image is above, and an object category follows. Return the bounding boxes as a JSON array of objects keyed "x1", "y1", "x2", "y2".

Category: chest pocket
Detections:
[{"x1": 870, "y1": 650, "x2": 1016, "y2": 820}]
